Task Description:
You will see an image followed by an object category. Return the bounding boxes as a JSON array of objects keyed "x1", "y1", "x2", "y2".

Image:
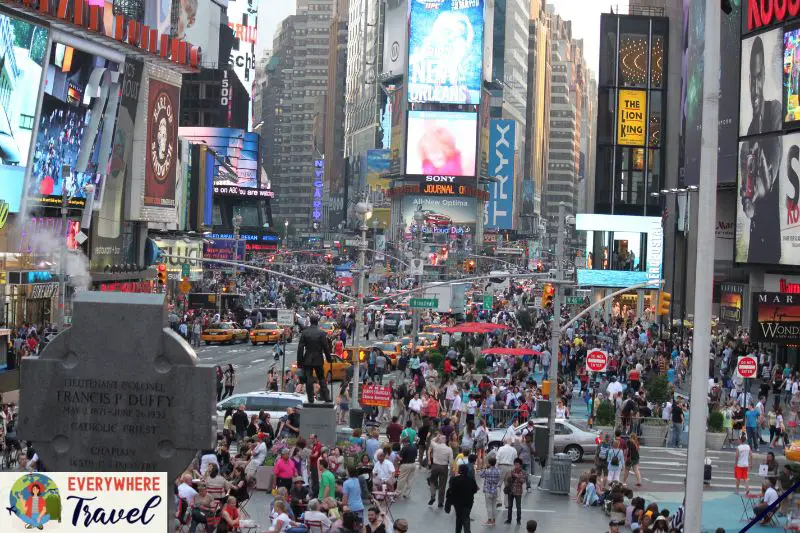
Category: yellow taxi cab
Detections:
[
  {"x1": 371, "y1": 341, "x2": 402, "y2": 367},
  {"x1": 786, "y1": 440, "x2": 800, "y2": 462},
  {"x1": 417, "y1": 332, "x2": 441, "y2": 348},
  {"x1": 423, "y1": 324, "x2": 448, "y2": 334},
  {"x1": 291, "y1": 354, "x2": 353, "y2": 382},
  {"x1": 399, "y1": 337, "x2": 426, "y2": 354},
  {"x1": 201, "y1": 322, "x2": 248, "y2": 344},
  {"x1": 250, "y1": 322, "x2": 288, "y2": 345}
]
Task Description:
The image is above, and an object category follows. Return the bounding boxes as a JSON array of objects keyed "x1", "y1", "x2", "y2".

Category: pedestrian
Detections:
[
  {"x1": 231, "y1": 405, "x2": 248, "y2": 442},
  {"x1": 392, "y1": 519, "x2": 409, "y2": 533},
  {"x1": 671, "y1": 399, "x2": 684, "y2": 448},
  {"x1": 503, "y1": 459, "x2": 526, "y2": 525},
  {"x1": 397, "y1": 437, "x2": 417, "y2": 498},
  {"x1": 745, "y1": 401, "x2": 760, "y2": 452},
  {"x1": 375, "y1": 351, "x2": 387, "y2": 385},
  {"x1": 449, "y1": 463, "x2": 478, "y2": 533},
  {"x1": 215, "y1": 366, "x2": 224, "y2": 401},
  {"x1": 623, "y1": 433, "x2": 642, "y2": 487},
  {"x1": 223, "y1": 363, "x2": 236, "y2": 399},
  {"x1": 480, "y1": 456, "x2": 501, "y2": 526},
  {"x1": 428, "y1": 435, "x2": 453, "y2": 508},
  {"x1": 735, "y1": 433, "x2": 752, "y2": 494},
  {"x1": 606, "y1": 439, "x2": 625, "y2": 483}
]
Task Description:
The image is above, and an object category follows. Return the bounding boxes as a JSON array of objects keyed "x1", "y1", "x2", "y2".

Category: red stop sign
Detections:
[
  {"x1": 586, "y1": 349, "x2": 608, "y2": 372},
  {"x1": 737, "y1": 355, "x2": 758, "y2": 379}
]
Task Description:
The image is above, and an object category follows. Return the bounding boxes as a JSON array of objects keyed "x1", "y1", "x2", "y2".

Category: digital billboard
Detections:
[
  {"x1": 719, "y1": 282, "x2": 745, "y2": 326},
  {"x1": 407, "y1": 0, "x2": 484, "y2": 105},
  {"x1": 485, "y1": 119, "x2": 515, "y2": 230},
  {"x1": 785, "y1": 24, "x2": 800, "y2": 127},
  {"x1": 29, "y1": 45, "x2": 122, "y2": 208},
  {"x1": 740, "y1": 27, "x2": 782, "y2": 137},
  {"x1": 178, "y1": 127, "x2": 270, "y2": 198},
  {"x1": 400, "y1": 195, "x2": 477, "y2": 238},
  {"x1": 750, "y1": 292, "x2": 800, "y2": 344},
  {"x1": 576, "y1": 214, "x2": 663, "y2": 288},
  {"x1": 0, "y1": 14, "x2": 48, "y2": 213},
  {"x1": 383, "y1": 0, "x2": 408, "y2": 78},
  {"x1": 362, "y1": 149, "x2": 391, "y2": 227},
  {"x1": 405, "y1": 110, "x2": 477, "y2": 179},
  {"x1": 175, "y1": 0, "x2": 221, "y2": 67}
]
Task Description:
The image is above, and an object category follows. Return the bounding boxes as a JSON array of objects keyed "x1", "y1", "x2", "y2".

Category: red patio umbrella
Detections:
[
  {"x1": 443, "y1": 322, "x2": 512, "y2": 334},
  {"x1": 482, "y1": 347, "x2": 542, "y2": 356}
]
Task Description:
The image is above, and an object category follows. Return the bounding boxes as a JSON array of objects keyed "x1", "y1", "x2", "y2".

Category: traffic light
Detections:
[
  {"x1": 157, "y1": 263, "x2": 167, "y2": 285},
  {"x1": 658, "y1": 292, "x2": 672, "y2": 316},
  {"x1": 541, "y1": 284, "x2": 554, "y2": 308}
]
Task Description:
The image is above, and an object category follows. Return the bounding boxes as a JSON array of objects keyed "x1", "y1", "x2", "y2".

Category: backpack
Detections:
[
  {"x1": 475, "y1": 428, "x2": 489, "y2": 449},
  {"x1": 609, "y1": 450, "x2": 620, "y2": 467},
  {"x1": 598, "y1": 443, "x2": 610, "y2": 460}
]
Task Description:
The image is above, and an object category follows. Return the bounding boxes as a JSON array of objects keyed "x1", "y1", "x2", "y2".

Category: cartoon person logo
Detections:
[{"x1": 7, "y1": 474, "x2": 60, "y2": 530}]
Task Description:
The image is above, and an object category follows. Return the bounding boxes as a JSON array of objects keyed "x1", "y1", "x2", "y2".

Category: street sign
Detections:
[
  {"x1": 566, "y1": 296, "x2": 585, "y2": 305},
  {"x1": 483, "y1": 295, "x2": 493, "y2": 308},
  {"x1": 75, "y1": 230, "x2": 88, "y2": 245},
  {"x1": 441, "y1": 333, "x2": 451, "y2": 347},
  {"x1": 737, "y1": 355, "x2": 758, "y2": 379},
  {"x1": 181, "y1": 263, "x2": 190, "y2": 277},
  {"x1": 277, "y1": 309, "x2": 295, "y2": 326},
  {"x1": 178, "y1": 280, "x2": 192, "y2": 294},
  {"x1": 410, "y1": 297, "x2": 438, "y2": 309},
  {"x1": 586, "y1": 349, "x2": 608, "y2": 373}
]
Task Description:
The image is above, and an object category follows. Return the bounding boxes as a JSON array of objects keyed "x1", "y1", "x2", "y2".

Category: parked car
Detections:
[
  {"x1": 486, "y1": 418, "x2": 599, "y2": 462},
  {"x1": 215, "y1": 391, "x2": 305, "y2": 429}
]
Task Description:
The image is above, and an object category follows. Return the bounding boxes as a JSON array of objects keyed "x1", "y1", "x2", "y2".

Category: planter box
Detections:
[
  {"x1": 706, "y1": 432, "x2": 726, "y2": 450},
  {"x1": 255, "y1": 465, "x2": 274, "y2": 491},
  {"x1": 640, "y1": 423, "x2": 668, "y2": 447}
]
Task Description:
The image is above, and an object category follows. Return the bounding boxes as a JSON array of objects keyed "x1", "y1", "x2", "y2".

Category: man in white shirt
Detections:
[
  {"x1": 373, "y1": 450, "x2": 396, "y2": 487},
  {"x1": 606, "y1": 377, "x2": 623, "y2": 400},
  {"x1": 753, "y1": 479, "x2": 779, "y2": 519},
  {"x1": 494, "y1": 439, "x2": 518, "y2": 478},
  {"x1": 177, "y1": 473, "x2": 198, "y2": 507},
  {"x1": 734, "y1": 434, "x2": 751, "y2": 494},
  {"x1": 302, "y1": 499, "x2": 332, "y2": 529}
]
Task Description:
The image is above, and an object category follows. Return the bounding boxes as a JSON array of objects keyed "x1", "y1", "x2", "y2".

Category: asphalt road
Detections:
[{"x1": 193, "y1": 339, "x2": 299, "y2": 393}]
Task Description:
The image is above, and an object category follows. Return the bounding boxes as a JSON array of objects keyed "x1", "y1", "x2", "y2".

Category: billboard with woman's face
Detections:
[{"x1": 405, "y1": 110, "x2": 477, "y2": 180}]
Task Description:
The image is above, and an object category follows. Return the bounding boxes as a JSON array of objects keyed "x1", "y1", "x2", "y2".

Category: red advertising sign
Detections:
[
  {"x1": 586, "y1": 349, "x2": 608, "y2": 373},
  {"x1": 737, "y1": 355, "x2": 759, "y2": 378},
  {"x1": 360, "y1": 384, "x2": 392, "y2": 407},
  {"x1": 144, "y1": 79, "x2": 179, "y2": 208}
]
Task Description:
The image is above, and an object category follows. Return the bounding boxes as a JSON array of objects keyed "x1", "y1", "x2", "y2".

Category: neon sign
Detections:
[{"x1": 313, "y1": 159, "x2": 324, "y2": 221}]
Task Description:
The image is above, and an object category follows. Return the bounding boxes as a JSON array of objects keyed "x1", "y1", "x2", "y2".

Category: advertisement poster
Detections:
[
  {"x1": 0, "y1": 14, "x2": 47, "y2": 213},
  {"x1": 408, "y1": 0, "x2": 484, "y2": 105},
  {"x1": 405, "y1": 111, "x2": 477, "y2": 177},
  {"x1": 178, "y1": 128, "x2": 263, "y2": 195},
  {"x1": 389, "y1": 82, "x2": 406, "y2": 175},
  {"x1": 784, "y1": 24, "x2": 800, "y2": 127},
  {"x1": 175, "y1": 0, "x2": 221, "y2": 66},
  {"x1": 719, "y1": 282, "x2": 744, "y2": 326},
  {"x1": 204, "y1": 238, "x2": 246, "y2": 270},
  {"x1": 227, "y1": 0, "x2": 258, "y2": 106},
  {"x1": 734, "y1": 131, "x2": 800, "y2": 265},
  {"x1": 715, "y1": 188, "x2": 735, "y2": 263},
  {"x1": 740, "y1": 28, "x2": 782, "y2": 137},
  {"x1": 362, "y1": 150, "x2": 391, "y2": 227},
  {"x1": 478, "y1": 87, "x2": 490, "y2": 180},
  {"x1": 485, "y1": 119, "x2": 515, "y2": 230},
  {"x1": 144, "y1": 79, "x2": 179, "y2": 208},
  {"x1": 617, "y1": 90, "x2": 647, "y2": 146},
  {"x1": 383, "y1": 0, "x2": 408, "y2": 77},
  {"x1": 400, "y1": 195, "x2": 477, "y2": 236},
  {"x1": 751, "y1": 292, "x2": 800, "y2": 344}
]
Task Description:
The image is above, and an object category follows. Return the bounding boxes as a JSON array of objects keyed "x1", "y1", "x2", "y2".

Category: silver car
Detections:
[{"x1": 486, "y1": 417, "x2": 599, "y2": 462}]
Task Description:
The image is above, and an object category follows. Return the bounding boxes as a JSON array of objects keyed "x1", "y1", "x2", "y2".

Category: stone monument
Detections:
[
  {"x1": 18, "y1": 292, "x2": 215, "y2": 480},
  {"x1": 301, "y1": 403, "x2": 337, "y2": 447}
]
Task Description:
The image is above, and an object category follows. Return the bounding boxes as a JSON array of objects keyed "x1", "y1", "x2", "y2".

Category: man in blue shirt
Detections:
[
  {"x1": 745, "y1": 403, "x2": 761, "y2": 452},
  {"x1": 341, "y1": 466, "x2": 364, "y2": 523}
]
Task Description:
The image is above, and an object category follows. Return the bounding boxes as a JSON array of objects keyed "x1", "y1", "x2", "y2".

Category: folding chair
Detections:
[
  {"x1": 303, "y1": 519, "x2": 326, "y2": 533},
  {"x1": 740, "y1": 492, "x2": 761, "y2": 522}
]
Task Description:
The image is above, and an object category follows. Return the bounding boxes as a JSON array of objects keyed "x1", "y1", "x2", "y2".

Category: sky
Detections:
[
  {"x1": 254, "y1": 0, "x2": 629, "y2": 75},
  {"x1": 548, "y1": 0, "x2": 630, "y2": 77}
]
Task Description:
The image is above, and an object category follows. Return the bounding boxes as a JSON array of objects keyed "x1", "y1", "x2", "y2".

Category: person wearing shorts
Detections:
[{"x1": 735, "y1": 434, "x2": 751, "y2": 494}]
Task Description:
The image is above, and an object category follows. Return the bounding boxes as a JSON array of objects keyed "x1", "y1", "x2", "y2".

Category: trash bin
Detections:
[{"x1": 549, "y1": 453, "x2": 572, "y2": 495}]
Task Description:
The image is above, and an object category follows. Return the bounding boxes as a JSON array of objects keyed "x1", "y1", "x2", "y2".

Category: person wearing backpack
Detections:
[
  {"x1": 595, "y1": 433, "x2": 611, "y2": 489},
  {"x1": 606, "y1": 439, "x2": 625, "y2": 483}
]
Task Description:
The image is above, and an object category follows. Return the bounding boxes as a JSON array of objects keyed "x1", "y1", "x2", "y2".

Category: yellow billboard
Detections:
[{"x1": 617, "y1": 90, "x2": 647, "y2": 146}]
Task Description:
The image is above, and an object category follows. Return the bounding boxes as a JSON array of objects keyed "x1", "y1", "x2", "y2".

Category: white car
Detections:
[
  {"x1": 486, "y1": 418, "x2": 599, "y2": 462},
  {"x1": 216, "y1": 391, "x2": 305, "y2": 429}
]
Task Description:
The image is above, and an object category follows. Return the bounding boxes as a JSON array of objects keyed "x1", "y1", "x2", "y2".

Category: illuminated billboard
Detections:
[
  {"x1": 400, "y1": 195, "x2": 476, "y2": 251},
  {"x1": 617, "y1": 90, "x2": 647, "y2": 146},
  {"x1": 485, "y1": 119, "x2": 515, "y2": 230},
  {"x1": 362, "y1": 149, "x2": 391, "y2": 227},
  {"x1": 29, "y1": 44, "x2": 122, "y2": 208},
  {"x1": 576, "y1": 214, "x2": 663, "y2": 288},
  {"x1": 178, "y1": 127, "x2": 271, "y2": 198},
  {"x1": 784, "y1": 24, "x2": 800, "y2": 127},
  {"x1": 405, "y1": 110, "x2": 477, "y2": 179},
  {"x1": 740, "y1": 27, "x2": 782, "y2": 137},
  {"x1": 0, "y1": 14, "x2": 47, "y2": 213},
  {"x1": 407, "y1": 0, "x2": 484, "y2": 105}
]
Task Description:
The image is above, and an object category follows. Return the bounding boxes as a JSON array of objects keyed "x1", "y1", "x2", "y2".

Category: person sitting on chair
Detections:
[{"x1": 752, "y1": 479, "x2": 779, "y2": 524}]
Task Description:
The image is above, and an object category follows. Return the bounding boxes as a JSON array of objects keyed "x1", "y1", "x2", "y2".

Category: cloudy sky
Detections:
[{"x1": 255, "y1": 0, "x2": 629, "y2": 77}]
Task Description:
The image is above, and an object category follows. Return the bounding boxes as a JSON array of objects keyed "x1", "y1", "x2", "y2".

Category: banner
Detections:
[
  {"x1": 740, "y1": 27, "x2": 782, "y2": 138},
  {"x1": 617, "y1": 90, "x2": 647, "y2": 146},
  {"x1": 362, "y1": 150, "x2": 391, "y2": 227},
  {"x1": 383, "y1": 0, "x2": 408, "y2": 77},
  {"x1": 144, "y1": 79, "x2": 180, "y2": 208},
  {"x1": 485, "y1": 119, "x2": 515, "y2": 229},
  {"x1": 408, "y1": 0, "x2": 484, "y2": 105},
  {"x1": 751, "y1": 292, "x2": 800, "y2": 344},
  {"x1": 360, "y1": 384, "x2": 392, "y2": 407}
]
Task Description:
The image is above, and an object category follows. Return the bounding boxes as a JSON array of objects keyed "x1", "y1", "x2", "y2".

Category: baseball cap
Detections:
[{"x1": 609, "y1": 519, "x2": 625, "y2": 526}]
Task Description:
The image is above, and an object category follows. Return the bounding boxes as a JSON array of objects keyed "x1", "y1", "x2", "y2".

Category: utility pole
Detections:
[
  {"x1": 410, "y1": 206, "x2": 424, "y2": 357},
  {"x1": 58, "y1": 165, "x2": 69, "y2": 329},
  {"x1": 232, "y1": 213, "x2": 243, "y2": 299},
  {"x1": 350, "y1": 198, "x2": 372, "y2": 428},
  {"x1": 685, "y1": 0, "x2": 719, "y2": 530},
  {"x1": 544, "y1": 202, "x2": 565, "y2": 489}
]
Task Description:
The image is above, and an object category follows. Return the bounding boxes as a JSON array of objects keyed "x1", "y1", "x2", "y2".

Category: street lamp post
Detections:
[
  {"x1": 284, "y1": 220, "x2": 289, "y2": 251},
  {"x1": 350, "y1": 198, "x2": 372, "y2": 428},
  {"x1": 232, "y1": 214, "x2": 243, "y2": 296},
  {"x1": 410, "y1": 205, "x2": 425, "y2": 359}
]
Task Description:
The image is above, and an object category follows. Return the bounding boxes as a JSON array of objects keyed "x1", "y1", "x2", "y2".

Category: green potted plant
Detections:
[
  {"x1": 640, "y1": 417, "x2": 669, "y2": 446},
  {"x1": 594, "y1": 399, "x2": 617, "y2": 435},
  {"x1": 706, "y1": 410, "x2": 726, "y2": 450}
]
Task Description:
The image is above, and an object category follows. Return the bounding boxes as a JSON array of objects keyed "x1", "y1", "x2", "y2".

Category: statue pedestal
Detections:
[{"x1": 301, "y1": 402, "x2": 337, "y2": 446}]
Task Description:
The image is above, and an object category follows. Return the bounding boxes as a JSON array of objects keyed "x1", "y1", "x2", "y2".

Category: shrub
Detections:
[
  {"x1": 645, "y1": 373, "x2": 671, "y2": 410},
  {"x1": 595, "y1": 400, "x2": 616, "y2": 427},
  {"x1": 708, "y1": 410, "x2": 725, "y2": 433},
  {"x1": 475, "y1": 356, "x2": 487, "y2": 374},
  {"x1": 427, "y1": 351, "x2": 444, "y2": 371}
]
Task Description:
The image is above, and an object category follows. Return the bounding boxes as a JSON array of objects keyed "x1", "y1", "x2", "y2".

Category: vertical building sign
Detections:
[
  {"x1": 313, "y1": 159, "x2": 324, "y2": 222},
  {"x1": 485, "y1": 119, "x2": 515, "y2": 229},
  {"x1": 617, "y1": 90, "x2": 647, "y2": 146},
  {"x1": 144, "y1": 79, "x2": 180, "y2": 207}
]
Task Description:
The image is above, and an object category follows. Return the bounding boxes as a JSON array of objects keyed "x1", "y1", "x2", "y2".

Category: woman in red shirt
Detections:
[
  {"x1": 272, "y1": 448, "x2": 297, "y2": 491},
  {"x1": 218, "y1": 496, "x2": 240, "y2": 532}
]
